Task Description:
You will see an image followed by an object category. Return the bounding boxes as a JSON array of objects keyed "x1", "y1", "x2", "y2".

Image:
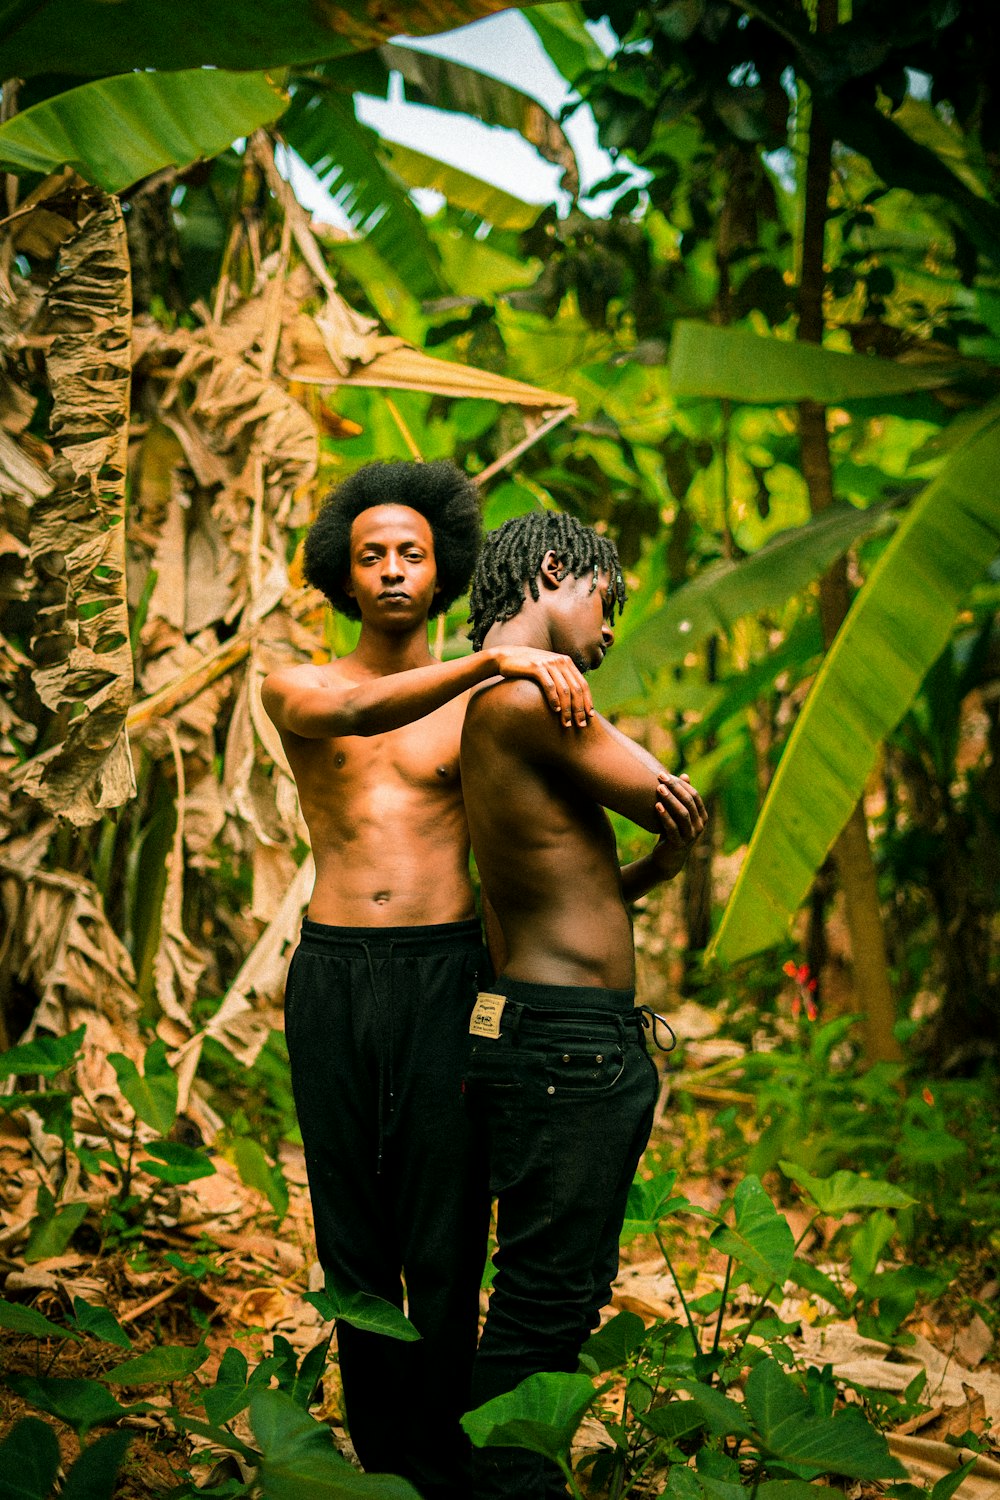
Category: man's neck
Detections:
[
  {"x1": 483, "y1": 612, "x2": 550, "y2": 653},
  {"x1": 349, "y1": 621, "x2": 437, "y2": 678}
]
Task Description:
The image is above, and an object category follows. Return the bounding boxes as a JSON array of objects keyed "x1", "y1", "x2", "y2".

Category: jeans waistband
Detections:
[
  {"x1": 491, "y1": 976, "x2": 636, "y2": 1012},
  {"x1": 299, "y1": 916, "x2": 481, "y2": 954}
]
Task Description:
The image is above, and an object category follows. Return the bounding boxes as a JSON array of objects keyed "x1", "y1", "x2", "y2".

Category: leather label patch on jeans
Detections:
[{"x1": 470, "y1": 992, "x2": 506, "y2": 1038}]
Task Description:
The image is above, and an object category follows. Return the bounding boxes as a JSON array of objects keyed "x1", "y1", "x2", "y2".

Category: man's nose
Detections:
[
  {"x1": 602, "y1": 624, "x2": 615, "y2": 649},
  {"x1": 382, "y1": 552, "x2": 404, "y2": 580}
]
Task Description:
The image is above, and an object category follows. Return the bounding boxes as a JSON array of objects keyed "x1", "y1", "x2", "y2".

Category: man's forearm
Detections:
[
  {"x1": 620, "y1": 845, "x2": 688, "y2": 904},
  {"x1": 333, "y1": 653, "x2": 496, "y2": 737}
]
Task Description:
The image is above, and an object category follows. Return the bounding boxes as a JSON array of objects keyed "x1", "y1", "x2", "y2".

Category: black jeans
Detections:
[
  {"x1": 284, "y1": 918, "x2": 490, "y2": 1500},
  {"x1": 464, "y1": 977, "x2": 660, "y2": 1500}
]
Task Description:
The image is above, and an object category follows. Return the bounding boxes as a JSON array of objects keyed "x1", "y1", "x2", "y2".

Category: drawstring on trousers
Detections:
[
  {"x1": 636, "y1": 1005, "x2": 677, "y2": 1053},
  {"x1": 361, "y1": 939, "x2": 396, "y2": 1174}
]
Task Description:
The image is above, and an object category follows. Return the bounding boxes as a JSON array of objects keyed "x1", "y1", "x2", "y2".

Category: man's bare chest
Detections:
[{"x1": 327, "y1": 703, "x2": 463, "y2": 792}]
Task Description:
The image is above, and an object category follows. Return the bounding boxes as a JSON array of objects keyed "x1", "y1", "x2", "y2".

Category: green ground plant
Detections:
[
  {"x1": 461, "y1": 1168, "x2": 969, "y2": 1499},
  {"x1": 0, "y1": 1026, "x2": 288, "y2": 1257}
]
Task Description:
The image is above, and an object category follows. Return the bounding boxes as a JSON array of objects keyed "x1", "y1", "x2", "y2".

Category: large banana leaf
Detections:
[
  {"x1": 670, "y1": 322, "x2": 963, "y2": 405},
  {"x1": 594, "y1": 501, "x2": 893, "y2": 714},
  {"x1": 280, "y1": 87, "x2": 446, "y2": 301},
  {"x1": 524, "y1": 3, "x2": 607, "y2": 85},
  {"x1": 0, "y1": 70, "x2": 287, "y2": 193},
  {"x1": 379, "y1": 43, "x2": 579, "y2": 196},
  {"x1": 0, "y1": 0, "x2": 524, "y2": 77},
  {"x1": 711, "y1": 405, "x2": 1000, "y2": 965},
  {"x1": 381, "y1": 139, "x2": 542, "y2": 230}
]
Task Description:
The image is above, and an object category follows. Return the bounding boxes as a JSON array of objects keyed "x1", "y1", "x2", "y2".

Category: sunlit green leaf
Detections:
[
  {"x1": 708, "y1": 1177, "x2": 794, "y2": 1293},
  {"x1": 24, "y1": 1201, "x2": 88, "y2": 1264},
  {"x1": 639, "y1": 1399, "x2": 706, "y2": 1444},
  {"x1": 461, "y1": 1371, "x2": 597, "y2": 1461},
  {"x1": 0, "y1": 1299, "x2": 76, "y2": 1342},
  {"x1": 71, "y1": 1298, "x2": 132, "y2": 1350},
  {"x1": 524, "y1": 3, "x2": 607, "y2": 84},
  {"x1": 229, "y1": 1136, "x2": 288, "y2": 1220},
  {"x1": 712, "y1": 404, "x2": 1000, "y2": 963},
  {"x1": 0, "y1": 71, "x2": 288, "y2": 193},
  {"x1": 596, "y1": 502, "x2": 892, "y2": 713},
  {"x1": 745, "y1": 1359, "x2": 906, "y2": 1479},
  {"x1": 103, "y1": 1343, "x2": 209, "y2": 1386},
  {"x1": 303, "y1": 1284, "x2": 420, "y2": 1343},
  {"x1": 670, "y1": 322, "x2": 962, "y2": 403},
  {"x1": 140, "y1": 1140, "x2": 217, "y2": 1185},
  {"x1": 580, "y1": 1311, "x2": 646, "y2": 1372},
  {"x1": 109, "y1": 1041, "x2": 177, "y2": 1135},
  {"x1": 779, "y1": 1162, "x2": 915, "y2": 1215},
  {"x1": 5, "y1": 1376, "x2": 144, "y2": 1440},
  {"x1": 0, "y1": 1026, "x2": 85, "y2": 1080},
  {"x1": 381, "y1": 138, "x2": 541, "y2": 229},
  {"x1": 380, "y1": 41, "x2": 578, "y2": 195},
  {"x1": 281, "y1": 86, "x2": 445, "y2": 301},
  {"x1": 251, "y1": 1388, "x2": 421, "y2": 1497}
]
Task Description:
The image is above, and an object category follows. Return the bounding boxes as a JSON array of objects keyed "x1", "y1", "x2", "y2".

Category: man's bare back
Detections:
[{"x1": 462, "y1": 678, "x2": 635, "y2": 986}]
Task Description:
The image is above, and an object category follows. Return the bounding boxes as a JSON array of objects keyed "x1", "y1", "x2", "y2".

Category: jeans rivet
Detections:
[
  {"x1": 547, "y1": 1085, "x2": 556, "y2": 1095},
  {"x1": 595, "y1": 1054, "x2": 603, "y2": 1064},
  {"x1": 562, "y1": 1054, "x2": 570, "y2": 1063}
]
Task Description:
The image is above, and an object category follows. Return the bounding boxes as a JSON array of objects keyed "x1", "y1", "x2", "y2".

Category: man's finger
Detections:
[
  {"x1": 658, "y1": 784, "x2": 695, "y2": 832},
  {"x1": 659, "y1": 775, "x2": 707, "y2": 825},
  {"x1": 553, "y1": 662, "x2": 593, "y2": 726},
  {"x1": 654, "y1": 802, "x2": 683, "y2": 844}
]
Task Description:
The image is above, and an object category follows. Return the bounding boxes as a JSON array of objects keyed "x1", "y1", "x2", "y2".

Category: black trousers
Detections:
[
  {"x1": 464, "y1": 977, "x2": 659, "y2": 1500},
  {"x1": 284, "y1": 917, "x2": 490, "y2": 1500}
]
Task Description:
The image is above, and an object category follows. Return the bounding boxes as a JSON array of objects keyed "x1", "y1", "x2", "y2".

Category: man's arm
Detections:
[
  {"x1": 484, "y1": 682, "x2": 704, "y2": 837},
  {"x1": 620, "y1": 774, "x2": 707, "y2": 900},
  {"x1": 263, "y1": 646, "x2": 594, "y2": 741}
]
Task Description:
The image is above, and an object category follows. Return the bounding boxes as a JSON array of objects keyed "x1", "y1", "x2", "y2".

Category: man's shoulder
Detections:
[
  {"x1": 467, "y1": 675, "x2": 549, "y2": 720},
  {"x1": 464, "y1": 677, "x2": 560, "y2": 757}
]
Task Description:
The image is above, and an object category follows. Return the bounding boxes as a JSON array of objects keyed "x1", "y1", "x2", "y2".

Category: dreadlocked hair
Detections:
[
  {"x1": 468, "y1": 511, "x2": 626, "y2": 650},
  {"x1": 304, "y1": 459, "x2": 481, "y2": 620}
]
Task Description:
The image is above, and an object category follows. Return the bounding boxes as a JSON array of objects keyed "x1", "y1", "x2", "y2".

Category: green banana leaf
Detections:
[
  {"x1": 594, "y1": 501, "x2": 893, "y2": 714},
  {"x1": 669, "y1": 321, "x2": 963, "y2": 404},
  {"x1": 524, "y1": 3, "x2": 607, "y2": 85},
  {"x1": 379, "y1": 42, "x2": 579, "y2": 196},
  {"x1": 0, "y1": 70, "x2": 288, "y2": 193},
  {"x1": 280, "y1": 87, "x2": 446, "y2": 301},
  {"x1": 381, "y1": 138, "x2": 542, "y2": 230},
  {"x1": 711, "y1": 404, "x2": 1000, "y2": 965},
  {"x1": 0, "y1": 0, "x2": 524, "y2": 77}
]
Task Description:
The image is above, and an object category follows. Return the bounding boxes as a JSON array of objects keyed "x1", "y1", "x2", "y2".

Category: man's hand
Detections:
[
  {"x1": 490, "y1": 646, "x2": 594, "y2": 728},
  {"x1": 649, "y1": 773, "x2": 708, "y2": 878}
]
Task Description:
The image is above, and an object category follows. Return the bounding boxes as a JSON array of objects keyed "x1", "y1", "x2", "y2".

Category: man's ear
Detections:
[
  {"x1": 343, "y1": 575, "x2": 355, "y2": 599},
  {"x1": 539, "y1": 550, "x2": 567, "y2": 590}
]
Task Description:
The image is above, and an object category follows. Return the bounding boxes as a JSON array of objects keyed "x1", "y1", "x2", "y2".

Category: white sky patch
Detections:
[{"x1": 289, "y1": 11, "x2": 641, "y2": 230}]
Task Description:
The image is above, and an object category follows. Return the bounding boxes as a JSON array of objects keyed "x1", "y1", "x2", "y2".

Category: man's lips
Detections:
[{"x1": 379, "y1": 591, "x2": 410, "y2": 602}]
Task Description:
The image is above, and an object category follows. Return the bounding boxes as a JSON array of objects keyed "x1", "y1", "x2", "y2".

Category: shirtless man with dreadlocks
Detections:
[
  {"x1": 262, "y1": 462, "x2": 598, "y2": 1500},
  {"x1": 460, "y1": 511, "x2": 708, "y2": 1500}
]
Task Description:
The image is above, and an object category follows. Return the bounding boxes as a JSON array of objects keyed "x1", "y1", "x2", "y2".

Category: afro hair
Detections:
[
  {"x1": 468, "y1": 511, "x2": 626, "y2": 650},
  {"x1": 303, "y1": 459, "x2": 482, "y2": 621}
]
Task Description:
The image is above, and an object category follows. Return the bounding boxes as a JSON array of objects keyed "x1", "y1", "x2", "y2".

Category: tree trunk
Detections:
[{"x1": 796, "y1": 13, "x2": 901, "y2": 1063}]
